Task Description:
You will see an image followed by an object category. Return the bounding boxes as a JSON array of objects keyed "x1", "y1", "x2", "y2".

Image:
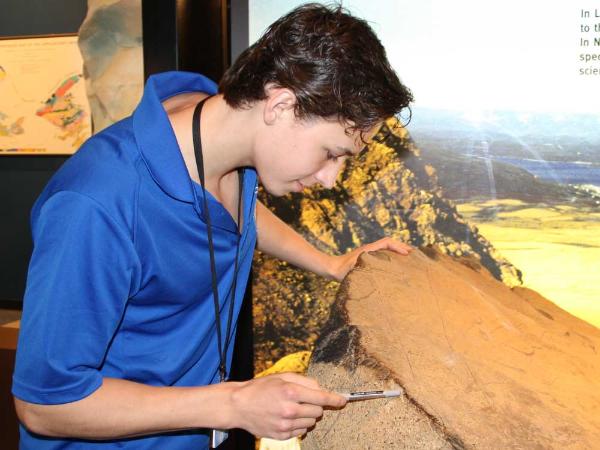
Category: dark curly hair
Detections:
[{"x1": 219, "y1": 3, "x2": 413, "y2": 133}]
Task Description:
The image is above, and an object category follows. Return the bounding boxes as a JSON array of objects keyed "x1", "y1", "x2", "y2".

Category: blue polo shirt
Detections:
[{"x1": 12, "y1": 72, "x2": 258, "y2": 449}]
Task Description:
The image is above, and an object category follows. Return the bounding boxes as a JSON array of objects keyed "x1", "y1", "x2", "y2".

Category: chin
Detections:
[
  {"x1": 260, "y1": 181, "x2": 289, "y2": 197},
  {"x1": 266, "y1": 189, "x2": 288, "y2": 197}
]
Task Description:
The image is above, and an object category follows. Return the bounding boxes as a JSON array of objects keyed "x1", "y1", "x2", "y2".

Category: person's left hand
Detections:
[{"x1": 328, "y1": 237, "x2": 412, "y2": 282}]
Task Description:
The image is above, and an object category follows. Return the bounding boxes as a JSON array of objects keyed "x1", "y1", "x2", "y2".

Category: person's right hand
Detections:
[{"x1": 227, "y1": 372, "x2": 346, "y2": 440}]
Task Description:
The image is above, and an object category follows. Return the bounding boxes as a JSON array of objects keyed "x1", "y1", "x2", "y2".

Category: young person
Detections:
[{"x1": 12, "y1": 3, "x2": 413, "y2": 449}]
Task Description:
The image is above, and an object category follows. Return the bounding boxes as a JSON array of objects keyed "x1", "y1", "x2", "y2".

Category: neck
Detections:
[{"x1": 167, "y1": 94, "x2": 257, "y2": 186}]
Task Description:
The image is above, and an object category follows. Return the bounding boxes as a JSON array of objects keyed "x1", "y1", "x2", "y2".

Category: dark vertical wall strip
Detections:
[
  {"x1": 177, "y1": 0, "x2": 230, "y2": 81},
  {"x1": 0, "y1": 1, "x2": 87, "y2": 307},
  {"x1": 142, "y1": 0, "x2": 231, "y2": 83},
  {"x1": 141, "y1": 0, "x2": 178, "y2": 77},
  {"x1": 230, "y1": 0, "x2": 249, "y2": 62}
]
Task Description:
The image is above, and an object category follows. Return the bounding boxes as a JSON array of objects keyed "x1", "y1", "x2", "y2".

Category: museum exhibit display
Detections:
[{"x1": 2, "y1": 0, "x2": 599, "y2": 448}]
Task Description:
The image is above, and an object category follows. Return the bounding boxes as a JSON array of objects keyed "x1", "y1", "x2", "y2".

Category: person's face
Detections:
[{"x1": 253, "y1": 89, "x2": 378, "y2": 196}]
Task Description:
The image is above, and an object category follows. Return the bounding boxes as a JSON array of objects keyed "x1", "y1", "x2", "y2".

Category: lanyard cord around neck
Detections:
[{"x1": 192, "y1": 97, "x2": 243, "y2": 382}]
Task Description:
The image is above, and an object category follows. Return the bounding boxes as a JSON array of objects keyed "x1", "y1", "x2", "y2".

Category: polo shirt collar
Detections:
[{"x1": 133, "y1": 71, "x2": 218, "y2": 203}]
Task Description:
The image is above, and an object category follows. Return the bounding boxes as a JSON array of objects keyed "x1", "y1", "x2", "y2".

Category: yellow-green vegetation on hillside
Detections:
[
  {"x1": 458, "y1": 199, "x2": 600, "y2": 328},
  {"x1": 253, "y1": 119, "x2": 524, "y2": 373}
]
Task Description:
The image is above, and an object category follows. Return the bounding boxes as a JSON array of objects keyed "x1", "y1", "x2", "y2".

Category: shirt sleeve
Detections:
[{"x1": 12, "y1": 191, "x2": 141, "y2": 405}]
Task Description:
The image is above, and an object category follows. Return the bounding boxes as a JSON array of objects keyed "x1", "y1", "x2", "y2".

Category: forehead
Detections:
[{"x1": 294, "y1": 116, "x2": 380, "y2": 151}]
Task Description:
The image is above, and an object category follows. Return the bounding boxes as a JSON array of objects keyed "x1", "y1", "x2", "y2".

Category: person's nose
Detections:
[{"x1": 314, "y1": 159, "x2": 344, "y2": 189}]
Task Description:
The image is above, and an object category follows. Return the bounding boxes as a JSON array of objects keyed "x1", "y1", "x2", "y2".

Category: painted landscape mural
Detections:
[{"x1": 250, "y1": 0, "x2": 600, "y2": 372}]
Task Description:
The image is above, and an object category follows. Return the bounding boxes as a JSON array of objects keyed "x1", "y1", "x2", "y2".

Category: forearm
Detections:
[
  {"x1": 256, "y1": 201, "x2": 334, "y2": 278},
  {"x1": 15, "y1": 373, "x2": 347, "y2": 442},
  {"x1": 15, "y1": 377, "x2": 240, "y2": 440}
]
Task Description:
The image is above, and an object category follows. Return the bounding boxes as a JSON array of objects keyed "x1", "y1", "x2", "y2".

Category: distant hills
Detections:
[
  {"x1": 409, "y1": 107, "x2": 600, "y2": 205},
  {"x1": 416, "y1": 148, "x2": 599, "y2": 205},
  {"x1": 409, "y1": 107, "x2": 600, "y2": 164}
]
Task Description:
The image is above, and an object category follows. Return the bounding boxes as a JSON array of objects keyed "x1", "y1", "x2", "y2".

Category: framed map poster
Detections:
[{"x1": 0, "y1": 34, "x2": 92, "y2": 155}]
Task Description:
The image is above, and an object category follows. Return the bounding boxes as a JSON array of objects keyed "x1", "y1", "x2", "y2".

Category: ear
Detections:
[{"x1": 262, "y1": 83, "x2": 297, "y2": 125}]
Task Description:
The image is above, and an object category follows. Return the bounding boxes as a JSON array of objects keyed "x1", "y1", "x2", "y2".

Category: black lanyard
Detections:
[{"x1": 192, "y1": 98, "x2": 243, "y2": 382}]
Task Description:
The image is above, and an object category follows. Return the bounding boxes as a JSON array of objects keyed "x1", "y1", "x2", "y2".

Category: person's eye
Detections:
[{"x1": 326, "y1": 151, "x2": 339, "y2": 162}]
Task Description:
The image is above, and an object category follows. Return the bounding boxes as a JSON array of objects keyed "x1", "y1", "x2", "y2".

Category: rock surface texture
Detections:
[{"x1": 303, "y1": 249, "x2": 600, "y2": 449}]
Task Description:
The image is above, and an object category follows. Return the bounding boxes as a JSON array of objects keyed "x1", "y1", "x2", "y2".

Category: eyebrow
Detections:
[{"x1": 335, "y1": 146, "x2": 356, "y2": 156}]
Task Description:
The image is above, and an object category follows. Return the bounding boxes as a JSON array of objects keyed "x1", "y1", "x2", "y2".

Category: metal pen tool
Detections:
[{"x1": 338, "y1": 389, "x2": 403, "y2": 402}]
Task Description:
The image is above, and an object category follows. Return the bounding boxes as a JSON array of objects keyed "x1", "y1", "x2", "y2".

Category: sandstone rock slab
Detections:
[{"x1": 304, "y1": 249, "x2": 600, "y2": 449}]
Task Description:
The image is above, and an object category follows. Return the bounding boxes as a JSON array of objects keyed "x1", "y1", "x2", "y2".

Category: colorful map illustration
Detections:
[
  {"x1": 0, "y1": 36, "x2": 92, "y2": 154},
  {"x1": 35, "y1": 75, "x2": 88, "y2": 149}
]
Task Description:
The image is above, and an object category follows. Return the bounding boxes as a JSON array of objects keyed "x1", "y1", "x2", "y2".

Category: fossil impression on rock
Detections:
[{"x1": 303, "y1": 249, "x2": 600, "y2": 450}]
